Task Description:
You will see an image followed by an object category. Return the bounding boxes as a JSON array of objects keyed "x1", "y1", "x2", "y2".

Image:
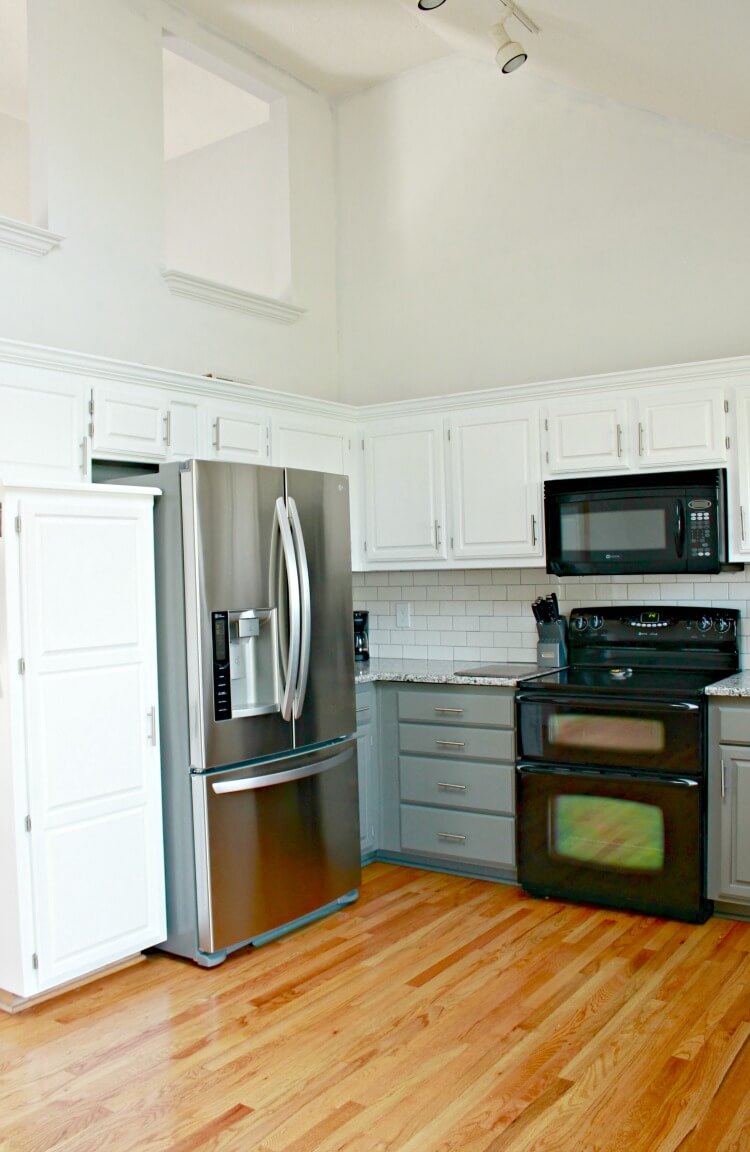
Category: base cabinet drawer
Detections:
[
  {"x1": 398, "y1": 689, "x2": 513, "y2": 728},
  {"x1": 400, "y1": 804, "x2": 515, "y2": 868},
  {"x1": 399, "y1": 723, "x2": 514, "y2": 763},
  {"x1": 399, "y1": 756, "x2": 514, "y2": 815}
]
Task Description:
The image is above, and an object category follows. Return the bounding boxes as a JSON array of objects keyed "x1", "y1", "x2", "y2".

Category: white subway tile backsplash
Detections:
[{"x1": 353, "y1": 567, "x2": 749, "y2": 665}]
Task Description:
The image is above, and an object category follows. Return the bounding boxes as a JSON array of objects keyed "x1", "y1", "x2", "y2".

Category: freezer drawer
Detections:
[{"x1": 192, "y1": 739, "x2": 361, "y2": 955}]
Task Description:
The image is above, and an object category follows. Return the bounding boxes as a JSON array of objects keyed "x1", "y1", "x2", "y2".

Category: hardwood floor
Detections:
[{"x1": 2, "y1": 863, "x2": 750, "y2": 1152}]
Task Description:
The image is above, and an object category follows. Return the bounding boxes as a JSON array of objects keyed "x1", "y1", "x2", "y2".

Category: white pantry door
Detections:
[{"x1": 19, "y1": 491, "x2": 165, "y2": 990}]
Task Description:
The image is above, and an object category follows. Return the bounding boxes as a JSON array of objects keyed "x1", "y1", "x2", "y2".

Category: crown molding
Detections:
[
  {"x1": 161, "y1": 267, "x2": 306, "y2": 324},
  {"x1": 355, "y1": 354, "x2": 750, "y2": 421},
  {"x1": 0, "y1": 337, "x2": 356, "y2": 420},
  {"x1": 0, "y1": 216, "x2": 64, "y2": 257}
]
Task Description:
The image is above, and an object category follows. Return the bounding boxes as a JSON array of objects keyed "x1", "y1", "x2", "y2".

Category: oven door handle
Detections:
[
  {"x1": 675, "y1": 498, "x2": 686, "y2": 559},
  {"x1": 516, "y1": 762, "x2": 700, "y2": 788},
  {"x1": 515, "y1": 693, "x2": 700, "y2": 712}
]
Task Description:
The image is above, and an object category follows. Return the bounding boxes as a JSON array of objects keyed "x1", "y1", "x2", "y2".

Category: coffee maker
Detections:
[{"x1": 353, "y1": 610, "x2": 369, "y2": 662}]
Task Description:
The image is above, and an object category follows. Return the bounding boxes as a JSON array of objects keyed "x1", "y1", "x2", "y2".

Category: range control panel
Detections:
[{"x1": 569, "y1": 606, "x2": 740, "y2": 648}]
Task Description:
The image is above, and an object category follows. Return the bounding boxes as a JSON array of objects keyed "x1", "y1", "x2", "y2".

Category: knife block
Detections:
[{"x1": 536, "y1": 619, "x2": 568, "y2": 669}]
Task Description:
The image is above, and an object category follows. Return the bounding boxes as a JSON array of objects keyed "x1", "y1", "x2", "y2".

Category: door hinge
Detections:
[
  {"x1": 18, "y1": 657, "x2": 26, "y2": 675},
  {"x1": 24, "y1": 814, "x2": 31, "y2": 832},
  {"x1": 15, "y1": 515, "x2": 21, "y2": 534},
  {"x1": 724, "y1": 399, "x2": 729, "y2": 414},
  {"x1": 726, "y1": 436, "x2": 731, "y2": 450},
  {"x1": 32, "y1": 953, "x2": 38, "y2": 970}
]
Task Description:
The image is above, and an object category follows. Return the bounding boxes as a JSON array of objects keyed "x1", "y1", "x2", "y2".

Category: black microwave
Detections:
[{"x1": 544, "y1": 468, "x2": 728, "y2": 576}]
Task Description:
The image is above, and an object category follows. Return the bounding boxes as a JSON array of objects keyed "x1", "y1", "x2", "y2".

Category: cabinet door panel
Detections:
[
  {"x1": 167, "y1": 397, "x2": 202, "y2": 460},
  {"x1": 544, "y1": 395, "x2": 628, "y2": 474},
  {"x1": 449, "y1": 405, "x2": 542, "y2": 561},
  {"x1": 19, "y1": 492, "x2": 165, "y2": 990},
  {"x1": 0, "y1": 368, "x2": 86, "y2": 482},
  {"x1": 364, "y1": 421, "x2": 446, "y2": 562},
  {"x1": 209, "y1": 403, "x2": 269, "y2": 464},
  {"x1": 636, "y1": 387, "x2": 726, "y2": 467},
  {"x1": 92, "y1": 383, "x2": 166, "y2": 460}
]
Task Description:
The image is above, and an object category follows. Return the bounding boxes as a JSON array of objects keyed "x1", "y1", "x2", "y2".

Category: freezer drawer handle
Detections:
[
  {"x1": 211, "y1": 745, "x2": 352, "y2": 794},
  {"x1": 437, "y1": 831, "x2": 467, "y2": 843},
  {"x1": 288, "y1": 496, "x2": 311, "y2": 720}
]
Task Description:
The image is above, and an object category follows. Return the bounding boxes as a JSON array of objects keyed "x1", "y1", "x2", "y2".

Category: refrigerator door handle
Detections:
[
  {"x1": 271, "y1": 497, "x2": 301, "y2": 722},
  {"x1": 211, "y1": 745, "x2": 352, "y2": 793},
  {"x1": 287, "y1": 496, "x2": 311, "y2": 720}
]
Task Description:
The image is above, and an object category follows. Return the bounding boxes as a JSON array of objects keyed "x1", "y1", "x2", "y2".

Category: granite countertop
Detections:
[
  {"x1": 353, "y1": 657, "x2": 546, "y2": 687},
  {"x1": 705, "y1": 672, "x2": 750, "y2": 699}
]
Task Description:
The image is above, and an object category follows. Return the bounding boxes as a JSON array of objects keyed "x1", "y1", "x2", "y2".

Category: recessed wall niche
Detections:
[
  {"x1": 162, "y1": 35, "x2": 292, "y2": 305},
  {"x1": 0, "y1": 0, "x2": 31, "y2": 222}
]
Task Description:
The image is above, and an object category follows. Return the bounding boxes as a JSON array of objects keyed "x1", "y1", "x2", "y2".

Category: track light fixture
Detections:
[
  {"x1": 416, "y1": 0, "x2": 540, "y2": 74},
  {"x1": 417, "y1": 0, "x2": 447, "y2": 9}
]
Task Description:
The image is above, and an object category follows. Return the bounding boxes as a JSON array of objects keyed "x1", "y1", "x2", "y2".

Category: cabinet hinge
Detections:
[
  {"x1": 363, "y1": 540, "x2": 367, "y2": 553},
  {"x1": 724, "y1": 399, "x2": 729, "y2": 414},
  {"x1": 545, "y1": 450, "x2": 549, "y2": 463},
  {"x1": 24, "y1": 814, "x2": 31, "y2": 832},
  {"x1": 450, "y1": 536, "x2": 454, "y2": 549},
  {"x1": 18, "y1": 657, "x2": 25, "y2": 675},
  {"x1": 15, "y1": 515, "x2": 21, "y2": 534},
  {"x1": 726, "y1": 436, "x2": 731, "y2": 450},
  {"x1": 266, "y1": 424, "x2": 270, "y2": 458},
  {"x1": 361, "y1": 439, "x2": 365, "y2": 451},
  {"x1": 544, "y1": 418, "x2": 548, "y2": 431},
  {"x1": 88, "y1": 393, "x2": 95, "y2": 438},
  {"x1": 447, "y1": 428, "x2": 451, "y2": 442},
  {"x1": 32, "y1": 953, "x2": 38, "y2": 970}
]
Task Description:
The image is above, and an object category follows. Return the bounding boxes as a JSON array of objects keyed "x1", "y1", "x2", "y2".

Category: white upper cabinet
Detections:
[
  {"x1": 544, "y1": 384, "x2": 727, "y2": 477},
  {"x1": 544, "y1": 393, "x2": 629, "y2": 475},
  {"x1": 0, "y1": 365, "x2": 87, "y2": 482},
  {"x1": 206, "y1": 399, "x2": 271, "y2": 464},
  {"x1": 634, "y1": 385, "x2": 727, "y2": 468},
  {"x1": 272, "y1": 412, "x2": 353, "y2": 475},
  {"x1": 448, "y1": 403, "x2": 543, "y2": 562},
  {"x1": 363, "y1": 418, "x2": 447, "y2": 563},
  {"x1": 91, "y1": 382, "x2": 168, "y2": 460}
]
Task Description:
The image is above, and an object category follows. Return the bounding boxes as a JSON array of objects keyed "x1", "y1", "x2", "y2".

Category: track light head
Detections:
[
  {"x1": 490, "y1": 21, "x2": 527, "y2": 73},
  {"x1": 417, "y1": 0, "x2": 448, "y2": 9}
]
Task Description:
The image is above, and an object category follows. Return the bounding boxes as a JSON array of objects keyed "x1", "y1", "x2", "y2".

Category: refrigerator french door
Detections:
[{"x1": 121, "y1": 460, "x2": 360, "y2": 965}]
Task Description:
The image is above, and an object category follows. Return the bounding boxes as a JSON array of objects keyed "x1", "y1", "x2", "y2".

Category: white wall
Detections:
[
  {"x1": 353, "y1": 568, "x2": 750, "y2": 667},
  {"x1": 0, "y1": 0, "x2": 339, "y2": 400},
  {"x1": 164, "y1": 104, "x2": 291, "y2": 299},
  {"x1": 0, "y1": 112, "x2": 30, "y2": 222},
  {"x1": 337, "y1": 56, "x2": 750, "y2": 405}
]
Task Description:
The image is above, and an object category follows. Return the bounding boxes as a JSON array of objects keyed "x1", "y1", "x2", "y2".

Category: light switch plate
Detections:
[{"x1": 396, "y1": 602, "x2": 413, "y2": 629}]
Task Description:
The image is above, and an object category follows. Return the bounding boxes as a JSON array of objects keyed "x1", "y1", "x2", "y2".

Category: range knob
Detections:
[
  {"x1": 697, "y1": 615, "x2": 713, "y2": 633},
  {"x1": 572, "y1": 615, "x2": 589, "y2": 632},
  {"x1": 716, "y1": 617, "x2": 733, "y2": 634},
  {"x1": 589, "y1": 614, "x2": 604, "y2": 631}
]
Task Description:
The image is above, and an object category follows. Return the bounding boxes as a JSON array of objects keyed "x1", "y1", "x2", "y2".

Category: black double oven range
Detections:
[{"x1": 516, "y1": 605, "x2": 739, "y2": 923}]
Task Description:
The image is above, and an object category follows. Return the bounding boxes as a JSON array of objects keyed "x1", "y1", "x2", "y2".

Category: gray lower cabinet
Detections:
[
  {"x1": 356, "y1": 683, "x2": 378, "y2": 857},
  {"x1": 707, "y1": 700, "x2": 750, "y2": 906},
  {"x1": 395, "y1": 684, "x2": 516, "y2": 874}
]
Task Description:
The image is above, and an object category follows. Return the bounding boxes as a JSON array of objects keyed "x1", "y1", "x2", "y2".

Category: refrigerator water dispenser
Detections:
[{"x1": 212, "y1": 608, "x2": 279, "y2": 720}]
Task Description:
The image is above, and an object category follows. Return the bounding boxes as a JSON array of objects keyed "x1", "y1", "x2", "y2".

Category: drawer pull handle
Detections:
[
  {"x1": 437, "y1": 832, "x2": 467, "y2": 843},
  {"x1": 435, "y1": 740, "x2": 465, "y2": 749},
  {"x1": 438, "y1": 782, "x2": 467, "y2": 792},
  {"x1": 434, "y1": 706, "x2": 464, "y2": 715}
]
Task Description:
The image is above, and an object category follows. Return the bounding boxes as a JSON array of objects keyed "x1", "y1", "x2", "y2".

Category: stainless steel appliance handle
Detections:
[
  {"x1": 287, "y1": 497, "x2": 311, "y2": 720},
  {"x1": 211, "y1": 746, "x2": 351, "y2": 794},
  {"x1": 675, "y1": 500, "x2": 685, "y2": 559},
  {"x1": 271, "y1": 497, "x2": 301, "y2": 722},
  {"x1": 517, "y1": 762, "x2": 700, "y2": 787}
]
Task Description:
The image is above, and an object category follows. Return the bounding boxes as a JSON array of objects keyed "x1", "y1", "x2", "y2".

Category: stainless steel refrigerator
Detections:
[{"x1": 125, "y1": 459, "x2": 360, "y2": 966}]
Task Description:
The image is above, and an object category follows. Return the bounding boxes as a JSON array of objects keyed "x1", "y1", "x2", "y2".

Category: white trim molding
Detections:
[
  {"x1": 0, "y1": 216, "x2": 64, "y2": 257},
  {"x1": 161, "y1": 267, "x2": 306, "y2": 324}
]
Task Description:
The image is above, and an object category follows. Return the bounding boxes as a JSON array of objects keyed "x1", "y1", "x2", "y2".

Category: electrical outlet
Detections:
[{"x1": 396, "y1": 602, "x2": 413, "y2": 629}]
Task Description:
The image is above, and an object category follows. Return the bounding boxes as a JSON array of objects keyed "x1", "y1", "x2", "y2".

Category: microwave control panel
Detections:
[{"x1": 687, "y1": 498, "x2": 715, "y2": 563}]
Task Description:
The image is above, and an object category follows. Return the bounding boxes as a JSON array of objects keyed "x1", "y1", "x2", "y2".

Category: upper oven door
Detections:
[
  {"x1": 545, "y1": 489, "x2": 688, "y2": 576},
  {"x1": 516, "y1": 692, "x2": 704, "y2": 776}
]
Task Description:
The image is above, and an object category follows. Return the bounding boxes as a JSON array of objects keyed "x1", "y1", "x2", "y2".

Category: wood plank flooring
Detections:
[{"x1": 2, "y1": 863, "x2": 750, "y2": 1152}]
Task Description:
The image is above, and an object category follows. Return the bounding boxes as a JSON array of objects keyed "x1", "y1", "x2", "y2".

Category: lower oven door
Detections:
[{"x1": 516, "y1": 763, "x2": 711, "y2": 923}]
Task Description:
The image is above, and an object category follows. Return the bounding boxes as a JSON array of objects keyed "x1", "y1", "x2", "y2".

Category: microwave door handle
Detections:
[
  {"x1": 287, "y1": 497, "x2": 311, "y2": 720},
  {"x1": 272, "y1": 497, "x2": 301, "y2": 722},
  {"x1": 675, "y1": 499, "x2": 685, "y2": 559}
]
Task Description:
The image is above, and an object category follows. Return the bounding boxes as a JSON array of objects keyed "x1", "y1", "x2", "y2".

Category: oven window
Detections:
[
  {"x1": 561, "y1": 507, "x2": 667, "y2": 552},
  {"x1": 548, "y1": 714, "x2": 665, "y2": 754},
  {"x1": 550, "y1": 795, "x2": 665, "y2": 873}
]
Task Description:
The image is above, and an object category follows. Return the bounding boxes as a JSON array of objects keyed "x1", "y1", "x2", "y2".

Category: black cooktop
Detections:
[{"x1": 523, "y1": 665, "x2": 729, "y2": 700}]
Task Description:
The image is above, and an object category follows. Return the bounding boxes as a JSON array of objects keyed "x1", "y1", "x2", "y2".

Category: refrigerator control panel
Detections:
[{"x1": 212, "y1": 612, "x2": 232, "y2": 721}]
